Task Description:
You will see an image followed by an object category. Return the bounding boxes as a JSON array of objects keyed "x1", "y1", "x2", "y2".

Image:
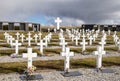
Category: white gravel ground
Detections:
[{"x1": 0, "y1": 66, "x2": 120, "y2": 81}]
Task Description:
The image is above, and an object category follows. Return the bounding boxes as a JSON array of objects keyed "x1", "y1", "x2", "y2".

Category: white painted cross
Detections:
[
  {"x1": 61, "y1": 47, "x2": 74, "y2": 73},
  {"x1": 43, "y1": 36, "x2": 48, "y2": 47},
  {"x1": 12, "y1": 40, "x2": 22, "y2": 55},
  {"x1": 37, "y1": 40, "x2": 46, "y2": 54},
  {"x1": 9, "y1": 36, "x2": 15, "y2": 47},
  {"x1": 117, "y1": 39, "x2": 120, "y2": 51},
  {"x1": 55, "y1": 17, "x2": 62, "y2": 30},
  {"x1": 34, "y1": 34, "x2": 38, "y2": 43},
  {"x1": 22, "y1": 48, "x2": 37, "y2": 69},
  {"x1": 20, "y1": 34, "x2": 25, "y2": 43},
  {"x1": 4, "y1": 32, "x2": 8, "y2": 39},
  {"x1": 108, "y1": 29, "x2": 111, "y2": 35},
  {"x1": 16, "y1": 32, "x2": 20, "y2": 40},
  {"x1": 26, "y1": 32, "x2": 33, "y2": 46},
  {"x1": 80, "y1": 38, "x2": 88, "y2": 52},
  {"x1": 6, "y1": 35, "x2": 11, "y2": 44},
  {"x1": 88, "y1": 36, "x2": 93, "y2": 45},
  {"x1": 60, "y1": 39, "x2": 67, "y2": 52},
  {"x1": 93, "y1": 34, "x2": 96, "y2": 42},
  {"x1": 38, "y1": 32, "x2": 42, "y2": 40},
  {"x1": 59, "y1": 37, "x2": 65, "y2": 43},
  {"x1": 74, "y1": 36, "x2": 80, "y2": 46},
  {"x1": 99, "y1": 38, "x2": 106, "y2": 50},
  {"x1": 94, "y1": 46, "x2": 106, "y2": 69},
  {"x1": 71, "y1": 34, "x2": 75, "y2": 42},
  {"x1": 54, "y1": 28, "x2": 57, "y2": 33}
]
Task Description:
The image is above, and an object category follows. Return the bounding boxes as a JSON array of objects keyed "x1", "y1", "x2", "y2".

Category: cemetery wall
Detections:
[{"x1": 0, "y1": 21, "x2": 40, "y2": 32}]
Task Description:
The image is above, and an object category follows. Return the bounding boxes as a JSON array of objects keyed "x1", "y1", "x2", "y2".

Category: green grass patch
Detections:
[{"x1": 0, "y1": 56, "x2": 120, "y2": 73}]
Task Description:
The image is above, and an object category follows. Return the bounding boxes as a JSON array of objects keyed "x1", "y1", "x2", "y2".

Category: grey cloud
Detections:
[{"x1": 0, "y1": 0, "x2": 120, "y2": 25}]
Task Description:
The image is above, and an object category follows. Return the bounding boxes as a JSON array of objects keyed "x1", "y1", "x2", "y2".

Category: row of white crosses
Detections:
[
  {"x1": 4, "y1": 32, "x2": 22, "y2": 55},
  {"x1": 37, "y1": 33, "x2": 52, "y2": 55},
  {"x1": 4, "y1": 32, "x2": 16, "y2": 47},
  {"x1": 26, "y1": 32, "x2": 33, "y2": 46},
  {"x1": 80, "y1": 33, "x2": 88, "y2": 52},
  {"x1": 19, "y1": 32, "x2": 42, "y2": 44}
]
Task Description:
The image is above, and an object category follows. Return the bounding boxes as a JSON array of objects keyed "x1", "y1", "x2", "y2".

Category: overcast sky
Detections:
[{"x1": 0, "y1": 0, "x2": 120, "y2": 26}]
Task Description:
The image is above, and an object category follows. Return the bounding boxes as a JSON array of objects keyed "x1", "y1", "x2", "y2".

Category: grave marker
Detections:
[
  {"x1": 61, "y1": 47, "x2": 74, "y2": 73},
  {"x1": 26, "y1": 32, "x2": 33, "y2": 46},
  {"x1": 20, "y1": 34, "x2": 25, "y2": 43},
  {"x1": 60, "y1": 39, "x2": 67, "y2": 52},
  {"x1": 88, "y1": 36, "x2": 93, "y2": 45},
  {"x1": 55, "y1": 17, "x2": 62, "y2": 30},
  {"x1": 80, "y1": 38, "x2": 88, "y2": 53},
  {"x1": 37, "y1": 40, "x2": 46, "y2": 55},
  {"x1": 34, "y1": 34, "x2": 38, "y2": 43},
  {"x1": 74, "y1": 36, "x2": 80, "y2": 46},
  {"x1": 16, "y1": 32, "x2": 20, "y2": 40},
  {"x1": 23, "y1": 48, "x2": 37, "y2": 68},
  {"x1": 12, "y1": 40, "x2": 22, "y2": 55}
]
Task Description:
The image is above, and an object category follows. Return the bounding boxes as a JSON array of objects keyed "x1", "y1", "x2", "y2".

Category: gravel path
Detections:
[
  {"x1": 0, "y1": 51, "x2": 119, "y2": 63},
  {"x1": 0, "y1": 66, "x2": 120, "y2": 81}
]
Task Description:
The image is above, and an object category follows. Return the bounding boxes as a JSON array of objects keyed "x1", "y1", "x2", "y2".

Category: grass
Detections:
[
  {"x1": 0, "y1": 56, "x2": 120, "y2": 73},
  {"x1": 0, "y1": 45, "x2": 118, "y2": 56}
]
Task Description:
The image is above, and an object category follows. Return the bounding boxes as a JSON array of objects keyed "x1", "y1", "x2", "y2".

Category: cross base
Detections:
[
  {"x1": 96, "y1": 68, "x2": 115, "y2": 73},
  {"x1": 61, "y1": 71, "x2": 82, "y2": 77},
  {"x1": 20, "y1": 74, "x2": 43, "y2": 80}
]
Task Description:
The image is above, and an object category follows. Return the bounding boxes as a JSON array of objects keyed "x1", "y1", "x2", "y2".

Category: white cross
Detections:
[
  {"x1": 55, "y1": 17, "x2": 62, "y2": 30},
  {"x1": 54, "y1": 28, "x2": 57, "y2": 33},
  {"x1": 117, "y1": 39, "x2": 120, "y2": 51},
  {"x1": 20, "y1": 34, "x2": 25, "y2": 43},
  {"x1": 61, "y1": 47, "x2": 74, "y2": 73},
  {"x1": 82, "y1": 34, "x2": 86, "y2": 39},
  {"x1": 48, "y1": 28, "x2": 50, "y2": 32},
  {"x1": 93, "y1": 34, "x2": 96, "y2": 42},
  {"x1": 99, "y1": 38, "x2": 106, "y2": 50},
  {"x1": 22, "y1": 48, "x2": 37, "y2": 68},
  {"x1": 108, "y1": 29, "x2": 111, "y2": 35},
  {"x1": 88, "y1": 36, "x2": 93, "y2": 45},
  {"x1": 37, "y1": 40, "x2": 46, "y2": 54},
  {"x1": 26, "y1": 32, "x2": 33, "y2": 46},
  {"x1": 71, "y1": 34, "x2": 75, "y2": 42},
  {"x1": 38, "y1": 32, "x2": 42, "y2": 40},
  {"x1": 12, "y1": 40, "x2": 22, "y2": 55},
  {"x1": 87, "y1": 33, "x2": 90, "y2": 38},
  {"x1": 16, "y1": 32, "x2": 20, "y2": 40},
  {"x1": 60, "y1": 39, "x2": 67, "y2": 52},
  {"x1": 4, "y1": 32, "x2": 8, "y2": 39},
  {"x1": 34, "y1": 34, "x2": 38, "y2": 43},
  {"x1": 80, "y1": 38, "x2": 88, "y2": 52},
  {"x1": 43, "y1": 36, "x2": 48, "y2": 47},
  {"x1": 94, "y1": 46, "x2": 106, "y2": 69},
  {"x1": 59, "y1": 37, "x2": 65, "y2": 43},
  {"x1": 74, "y1": 36, "x2": 80, "y2": 46},
  {"x1": 6, "y1": 35, "x2": 11, "y2": 44},
  {"x1": 9, "y1": 36, "x2": 15, "y2": 47}
]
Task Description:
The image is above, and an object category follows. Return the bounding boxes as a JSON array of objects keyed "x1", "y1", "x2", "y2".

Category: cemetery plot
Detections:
[{"x1": 0, "y1": 29, "x2": 120, "y2": 80}]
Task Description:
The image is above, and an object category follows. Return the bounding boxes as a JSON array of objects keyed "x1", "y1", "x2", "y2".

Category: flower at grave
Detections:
[
  {"x1": 28, "y1": 66, "x2": 36, "y2": 73},
  {"x1": 10, "y1": 53, "x2": 17, "y2": 58}
]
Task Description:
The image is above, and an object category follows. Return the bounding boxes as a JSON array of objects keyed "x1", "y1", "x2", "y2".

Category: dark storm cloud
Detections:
[{"x1": 0, "y1": 0, "x2": 120, "y2": 25}]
